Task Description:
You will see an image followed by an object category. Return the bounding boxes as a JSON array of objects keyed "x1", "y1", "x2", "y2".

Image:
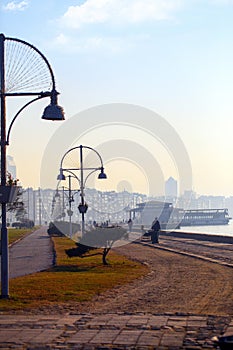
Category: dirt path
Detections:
[
  {"x1": 73, "y1": 243, "x2": 232, "y2": 316},
  {"x1": 33, "y1": 241, "x2": 233, "y2": 316}
]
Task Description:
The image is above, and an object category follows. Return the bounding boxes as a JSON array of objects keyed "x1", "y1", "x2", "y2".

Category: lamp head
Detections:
[
  {"x1": 57, "y1": 169, "x2": 66, "y2": 181},
  {"x1": 98, "y1": 167, "x2": 107, "y2": 179},
  {"x1": 42, "y1": 89, "x2": 65, "y2": 121}
]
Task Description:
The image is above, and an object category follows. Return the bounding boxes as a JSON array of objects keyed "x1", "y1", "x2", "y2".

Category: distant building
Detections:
[
  {"x1": 128, "y1": 200, "x2": 181, "y2": 229},
  {"x1": 165, "y1": 177, "x2": 177, "y2": 198},
  {"x1": 7, "y1": 155, "x2": 16, "y2": 179}
]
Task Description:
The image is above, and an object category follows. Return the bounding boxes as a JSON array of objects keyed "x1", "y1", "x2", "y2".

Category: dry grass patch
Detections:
[
  {"x1": 0, "y1": 236, "x2": 148, "y2": 311},
  {"x1": 8, "y1": 227, "x2": 38, "y2": 245}
]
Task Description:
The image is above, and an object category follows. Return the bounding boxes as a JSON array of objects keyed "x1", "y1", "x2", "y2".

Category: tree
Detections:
[
  {"x1": 0, "y1": 173, "x2": 25, "y2": 223},
  {"x1": 66, "y1": 226, "x2": 127, "y2": 265}
]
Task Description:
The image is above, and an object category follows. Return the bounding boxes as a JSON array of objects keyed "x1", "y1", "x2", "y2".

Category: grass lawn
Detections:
[
  {"x1": 0, "y1": 236, "x2": 148, "y2": 311},
  {"x1": 8, "y1": 227, "x2": 39, "y2": 245}
]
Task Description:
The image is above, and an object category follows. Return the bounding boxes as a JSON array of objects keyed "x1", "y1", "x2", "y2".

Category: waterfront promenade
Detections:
[
  {"x1": 0, "y1": 226, "x2": 54, "y2": 279},
  {"x1": 0, "y1": 227, "x2": 232, "y2": 349}
]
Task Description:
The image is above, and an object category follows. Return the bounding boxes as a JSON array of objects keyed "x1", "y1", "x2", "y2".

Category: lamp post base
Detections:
[{"x1": 0, "y1": 295, "x2": 10, "y2": 299}]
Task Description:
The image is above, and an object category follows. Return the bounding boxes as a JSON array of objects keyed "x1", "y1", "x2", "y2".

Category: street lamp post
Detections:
[
  {"x1": 66, "y1": 175, "x2": 80, "y2": 237},
  {"x1": 57, "y1": 145, "x2": 107, "y2": 236},
  {"x1": 0, "y1": 33, "x2": 65, "y2": 299},
  {"x1": 53, "y1": 186, "x2": 69, "y2": 221},
  {"x1": 68, "y1": 175, "x2": 73, "y2": 237},
  {"x1": 53, "y1": 178, "x2": 80, "y2": 237},
  {"x1": 52, "y1": 188, "x2": 64, "y2": 221}
]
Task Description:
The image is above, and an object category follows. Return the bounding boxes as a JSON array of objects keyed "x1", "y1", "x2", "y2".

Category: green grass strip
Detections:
[{"x1": 0, "y1": 236, "x2": 148, "y2": 311}]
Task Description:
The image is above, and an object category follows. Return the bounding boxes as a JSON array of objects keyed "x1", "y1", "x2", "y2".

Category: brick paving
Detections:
[{"x1": 0, "y1": 313, "x2": 232, "y2": 349}]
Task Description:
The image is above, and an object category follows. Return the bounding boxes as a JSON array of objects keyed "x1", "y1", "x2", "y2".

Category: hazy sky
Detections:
[{"x1": 1, "y1": 0, "x2": 233, "y2": 196}]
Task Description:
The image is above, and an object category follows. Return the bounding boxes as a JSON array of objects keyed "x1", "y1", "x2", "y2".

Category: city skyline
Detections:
[
  {"x1": 1, "y1": 1, "x2": 233, "y2": 196},
  {"x1": 8, "y1": 159, "x2": 233, "y2": 203},
  {"x1": 14, "y1": 183, "x2": 233, "y2": 228}
]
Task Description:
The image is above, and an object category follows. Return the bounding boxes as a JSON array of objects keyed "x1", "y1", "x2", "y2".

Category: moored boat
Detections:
[{"x1": 180, "y1": 208, "x2": 231, "y2": 226}]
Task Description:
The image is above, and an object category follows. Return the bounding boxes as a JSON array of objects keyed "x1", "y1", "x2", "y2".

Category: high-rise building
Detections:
[{"x1": 165, "y1": 177, "x2": 177, "y2": 198}]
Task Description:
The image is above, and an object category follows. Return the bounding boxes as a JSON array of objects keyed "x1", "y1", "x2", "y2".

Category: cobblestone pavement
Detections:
[{"x1": 0, "y1": 313, "x2": 232, "y2": 349}]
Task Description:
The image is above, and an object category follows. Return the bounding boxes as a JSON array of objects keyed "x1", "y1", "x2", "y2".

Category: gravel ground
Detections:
[{"x1": 78, "y1": 242, "x2": 233, "y2": 316}]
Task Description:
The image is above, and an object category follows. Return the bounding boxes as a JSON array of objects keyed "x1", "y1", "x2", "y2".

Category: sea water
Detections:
[{"x1": 179, "y1": 220, "x2": 233, "y2": 237}]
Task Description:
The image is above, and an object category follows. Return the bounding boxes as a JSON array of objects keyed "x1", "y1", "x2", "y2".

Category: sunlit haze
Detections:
[{"x1": 1, "y1": 0, "x2": 233, "y2": 196}]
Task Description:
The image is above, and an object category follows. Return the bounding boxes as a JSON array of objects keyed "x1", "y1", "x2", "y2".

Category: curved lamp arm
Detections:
[
  {"x1": 59, "y1": 145, "x2": 104, "y2": 170},
  {"x1": 60, "y1": 164, "x2": 103, "y2": 188},
  {"x1": 83, "y1": 168, "x2": 101, "y2": 187},
  {"x1": 6, "y1": 93, "x2": 50, "y2": 145},
  {"x1": 62, "y1": 169, "x2": 81, "y2": 185}
]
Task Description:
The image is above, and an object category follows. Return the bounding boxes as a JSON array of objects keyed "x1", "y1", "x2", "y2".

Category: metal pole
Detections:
[
  {"x1": 62, "y1": 186, "x2": 65, "y2": 221},
  {"x1": 0, "y1": 33, "x2": 9, "y2": 298},
  {"x1": 0, "y1": 34, "x2": 64, "y2": 298},
  {"x1": 80, "y1": 145, "x2": 85, "y2": 235},
  {"x1": 68, "y1": 176, "x2": 72, "y2": 237}
]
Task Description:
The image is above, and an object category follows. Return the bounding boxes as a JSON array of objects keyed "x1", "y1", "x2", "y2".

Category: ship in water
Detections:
[
  {"x1": 128, "y1": 201, "x2": 231, "y2": 229},
  {"x1": 180, "y1": 208, "x2": 231, "y2": 226}
]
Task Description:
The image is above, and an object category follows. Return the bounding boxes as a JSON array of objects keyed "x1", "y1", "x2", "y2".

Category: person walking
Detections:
[
  {"x1": 127, "y1": 218, "x2": 133, "y2": 232},
  {"x1": 151, "y1": 217, "x2": 161, "y2": 244}
]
